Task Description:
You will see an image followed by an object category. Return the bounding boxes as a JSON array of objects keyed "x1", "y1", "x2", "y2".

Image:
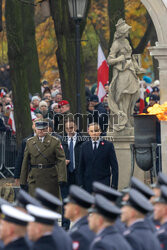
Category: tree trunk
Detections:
[
  {"x1": 49, "y1": 0, "x2": 90, "y2": 115},
  {"x1": 5, "y1": 0, "x2": 32, "y2": 146},
  {"x1": 21, "y1": 0, "x2": 41, "y2": 95}
]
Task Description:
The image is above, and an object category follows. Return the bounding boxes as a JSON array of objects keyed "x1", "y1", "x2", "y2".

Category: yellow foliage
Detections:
[{"x1": 35, "y1": 17, "x2": 59, "y2": 85}]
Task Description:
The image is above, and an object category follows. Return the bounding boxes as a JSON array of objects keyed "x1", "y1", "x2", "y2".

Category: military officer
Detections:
[
  {"x1": 35, "y1": 188, "x2": 73, "y2": 250},
  {"x1": 64, "y1": 185, "x2": 95, "y2": 250},
  {"x1": 26, "y1": 204, "x2": 60, "y2": 250},
  {"x1": 121, "y1": 189, "x2": 161, "y2": 250},
  {"x1": 154, "y1": 185, "x2": 167, "y2": 249},
  {"x1": 0, "y1": 204, "x2": 34, "y2": 250},
  {"x1": 88, "y1": 194, "x2": 132, "y2": 250},
  {"x1": 20, "y1": 120, "x2": 67, "y2": 197}
]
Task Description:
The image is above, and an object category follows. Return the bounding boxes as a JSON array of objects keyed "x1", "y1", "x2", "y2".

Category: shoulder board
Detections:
[
  {"x1": 27, "y1": 136, "x2": 34, "y2": 141},
  {"x1": 50, "y1": 135, "x2": 59, "y2": 141}
]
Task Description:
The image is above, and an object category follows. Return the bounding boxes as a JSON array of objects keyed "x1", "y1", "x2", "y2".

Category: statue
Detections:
[{"x1": 107, "y1": 19, "x2": 142, "y2": 132}]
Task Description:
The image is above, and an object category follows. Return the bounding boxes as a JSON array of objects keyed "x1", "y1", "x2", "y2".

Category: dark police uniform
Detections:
[
  {"x1": 35, "y1": 188, "x2": 73, "y2": 250},
  {"x1": 92, "y1": 181, "x2": 127, "y2": 234},
  {"x1": 20, "y1": 121, "x2": 67, "y2": 197},
  {"x1": 64, "y1": 185, "x2": 95, "y2": 250},
  {"x1": 122, "y1": 189, "x2": 161, "y2": 250},
  {"x1": 154, "y1": 185, "x2": 167, "y2": 250},
  {"x1": 32, "y1": 235, "x2": 57, "y2": 250},
  {"x1": 4, "y1": 237, "x2": 30, "y2": 250},
  {"x1": 130, "y1": 177, "x2": 157, "y2": 233},
  {"x1": 0, "y1": 204, "x2": 34, "y2": 250},
  {"x1": 69, "y1": 216, "x2": 95, "y2": 250},
  {"x1": 89, "y1": 194, "x2": 131, "y2": 250},
  {"x1": 78, "y1": 139, "x2": 118, "y2": 193}
]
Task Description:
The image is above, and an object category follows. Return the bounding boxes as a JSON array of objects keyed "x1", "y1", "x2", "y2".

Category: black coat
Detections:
[
  {"x1": 52, "y1": 221, "x2": 72, "y2": 250},
  {"x1": 68, "y1": 216, "x2": 95, "y2": 250},
  {"x1": 124, "y1": 220, "x2": 161, "y2": 250},
  {"x1": 14, "y1": 134, "x2": 33, "y2": 179},
  {"x1": 33, "y1": 235, "x2": 57, "y2": 250},
  {"x1": 62, "y1": 132, "x2": 87, "y2": 183},
  {"x1": 78, "y1": 139, "x2": 118, "y2": 193},
  {"x1": 4, "y1": 237, "x2": 30, "y2": 250},
  {"x1": 90, "y1": 226, "x2": 132, "y2": 250}
]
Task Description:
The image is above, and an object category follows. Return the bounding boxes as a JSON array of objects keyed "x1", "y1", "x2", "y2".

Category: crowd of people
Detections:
[
  {"x1": 0, "y1": 172, "x2": 166, "y2": 249},
  {"x1": 0, "y1": 75, "x2": 163, "y2": 250}
]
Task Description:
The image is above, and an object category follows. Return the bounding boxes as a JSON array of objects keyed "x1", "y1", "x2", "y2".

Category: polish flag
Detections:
[
  {"x1": 0, "y1": 89, "x2": 6, "y2": 97},
  {"x1": 97, "y1": 44, "x2": 109, "y2": 102},
  {"x1": 139, "y1": 81, "x2": 145, "y2": 113},
  {"x1": 8, "y1": 111, "x2": 16, "y2": 134},
  {"x1": 146, "y1": 86, "x2": 153, "y2": 94}
]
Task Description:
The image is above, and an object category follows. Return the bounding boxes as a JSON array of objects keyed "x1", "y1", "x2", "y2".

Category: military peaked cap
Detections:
[
  {"x1": 89, "y1": 194, "x2": 121, "y2": 220},
  {"x1": 64, "y1": 185, "x2": 94, "y2": 208},
  {"x1": 122, "y1": 189, "x2": 153, "y2": 214}
]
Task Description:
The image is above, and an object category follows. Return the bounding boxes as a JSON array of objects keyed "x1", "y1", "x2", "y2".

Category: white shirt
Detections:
[
  {"x1": 92, "y1": 139, "x2": 100, "y2": 150},
  {"x1": 39, "y1": 136, "x2": 45, "y2": 142},
  {"x1": 67, "y1": 133, "x2": 77, "y2": 169}
]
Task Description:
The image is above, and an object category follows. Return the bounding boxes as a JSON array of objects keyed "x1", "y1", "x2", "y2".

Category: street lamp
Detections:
[{"x1": 68, "y1": 0, "x2": 88, "y2": 114}]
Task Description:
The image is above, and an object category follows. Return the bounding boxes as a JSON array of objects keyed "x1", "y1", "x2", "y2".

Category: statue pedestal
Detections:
[{"x1": 106, "y1": 132, "x2": 145, "y2": 190}]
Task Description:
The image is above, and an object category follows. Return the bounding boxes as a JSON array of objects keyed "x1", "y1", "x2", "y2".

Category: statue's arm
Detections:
[{"x1": 107, "y1": 41, "x2": 125, "y2": 65}]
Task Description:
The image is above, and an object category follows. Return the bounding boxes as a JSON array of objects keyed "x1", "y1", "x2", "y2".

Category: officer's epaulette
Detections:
[{"x1": 27, "y1": 136, "x2": 34, "y2": 141}]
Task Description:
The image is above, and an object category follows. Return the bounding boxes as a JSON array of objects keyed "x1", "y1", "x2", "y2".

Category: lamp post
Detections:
[{"x1": 68, "y1": 0, "x2": 88, "y2": 114}]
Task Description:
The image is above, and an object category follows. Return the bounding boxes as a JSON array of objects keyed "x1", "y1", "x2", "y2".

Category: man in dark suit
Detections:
[
  {"x1": 61, "y1": 118, "x2": 87, "y2": 229},
  {"x1": 78, "y1": 122, "x2": 118, "y2": 193}
]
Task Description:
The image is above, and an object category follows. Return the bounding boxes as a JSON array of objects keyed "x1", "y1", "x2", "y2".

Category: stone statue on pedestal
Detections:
[{"x1": 107, "y1": 19, "x2": 143, "y2": 133}]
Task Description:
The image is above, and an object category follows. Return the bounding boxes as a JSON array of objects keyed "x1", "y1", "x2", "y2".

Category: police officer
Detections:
[
  {"x1": 130, "y1": 177, "x2": 157, "y2": 232},
  {"x1": 92, "y1": 181, "x2": 127, "y2": 234},
  {"x1": 121, "y1": 189, "x2": 161, "y2": 250},
  {"x1": 26, "y1": 204, "x2": 61, "y2": 250},
  {"x1": 35, "y1": 188, "x2": 73, "y2": 250},
  {"x1": 88, "y1": 194, "x2": 132, "y2": 250},
  {"x1": 0, "y1": 204, "x2": 34, "y2": 250},
  {"x1": 20, "y1": 119, "x2": 67, "y2": 197},
  {"x1": 154, "y1": 185, "x2": 167, "y2": 249},
  {"x1": 64, "y1": 185, "x2": 95, "y2": 250}
]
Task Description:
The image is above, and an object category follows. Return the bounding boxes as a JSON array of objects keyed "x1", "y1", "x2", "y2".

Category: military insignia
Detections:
[{"x1": 73, "y1": 241, "x2": 79, "y2": 250}]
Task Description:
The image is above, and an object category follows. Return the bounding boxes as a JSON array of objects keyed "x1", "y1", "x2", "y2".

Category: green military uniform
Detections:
[{"x1": 20, "y1": 133, "x2": 67, "y2": 197}]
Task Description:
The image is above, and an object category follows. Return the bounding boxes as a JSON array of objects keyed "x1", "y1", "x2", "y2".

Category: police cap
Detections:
[
  {"x1": 35, "y1": 120, "x2": 48, "y2": 129},
  {"x1": 88, "y1": 194, "x2": 121, "y2": 220},
  {"x1": 26, "y1": 204, "x2": 61, "y2": 225},
  {"x1": 122, "y1": 189, "x2": 153, "y2": 214},
  {"x1": 0, "y1": 197, "x2": 11, "y2": 213},
  {"x1": 93, "y1": 182, "x2": 121, "y2": 202},
  {"x1": 64, "y1": 185, "x2": 94, "y2": 209},
  {"x1": 151, "y1": 172, "x2": 167, "y2": 188},
  {"x1": 131, "y1": 177, "x2": 154, "y2": 199},
  {"x1": 153, "y1": 185, "x2": 167, "y2": 204},
  {"x1": 35, "y1": 188, "x2": 62, "y2": 211},
  {"x1": 1, "y1": 204, "x2": 34, "y2": 226},
  {"x1": 15, "y1": 189, "x2": 42, "y2": 209}
]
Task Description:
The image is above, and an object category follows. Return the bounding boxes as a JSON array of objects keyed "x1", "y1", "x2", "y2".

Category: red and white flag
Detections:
[
  {"x1": 97, "y1": 44, "x2": 109, "y2": 102},
  {"x1": 8, "y1": 111, "x2": 16, "y2": 134},
  {"x1": 139, "y1": 81, "x2": 145, "y2": 113},
  {"x1": 146, "y1": 86, "x2": 153, "y2": 94}
]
